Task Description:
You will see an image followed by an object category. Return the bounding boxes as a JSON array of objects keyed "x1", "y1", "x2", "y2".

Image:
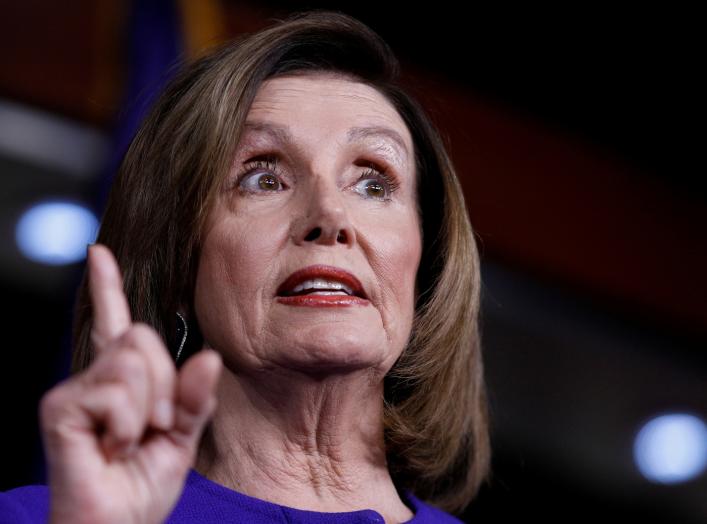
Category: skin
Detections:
[
  {"x1": 193, "y1": 73, "x2": 422, "y2": 522},
  {"x1": 41, "y1": 244, "x2": 223, "y2": 524},
  {"x1": 38, "y1": 72, "x2": 421, "y2": 524}
]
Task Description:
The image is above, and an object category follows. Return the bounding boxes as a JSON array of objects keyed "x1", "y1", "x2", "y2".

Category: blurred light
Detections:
[
  {"x1": 634, "y1": 413, "x2": 707, "y2": 484},
  {"x1": 15, "y1": 201, "x2": 99, "y2": 265},
  {"x1": 0, "y1": 99, "x2": 109, "y2": 178}
]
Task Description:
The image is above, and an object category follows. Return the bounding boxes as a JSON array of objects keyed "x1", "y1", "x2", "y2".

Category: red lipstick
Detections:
[
  {"x1": 275, "y1": 265, "x2": 369, "y2": 307},
  {"x1": 276, "y1": 294, "x2": 368, "y2": 307}
]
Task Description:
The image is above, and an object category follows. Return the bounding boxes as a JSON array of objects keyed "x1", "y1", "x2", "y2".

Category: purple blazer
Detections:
[{"x1": 1, "y1": 468, "x2": 463, "y2": 523}]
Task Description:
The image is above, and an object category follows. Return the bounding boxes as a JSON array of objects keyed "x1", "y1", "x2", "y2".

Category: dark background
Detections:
[{"x1": 1, "y1": 2, "x2": 705, "y2": 522}]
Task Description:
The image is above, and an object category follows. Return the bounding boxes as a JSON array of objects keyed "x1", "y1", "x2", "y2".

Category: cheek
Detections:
[
  {"x1": 368, "y1": 210, "x2": 422, "y2": 328},
  {"x1": 203, "y1": 213, "x2": 285, "y2": 289},
  {"x1": 194, "y1": 211, "x2": 288, "y2": 341}
]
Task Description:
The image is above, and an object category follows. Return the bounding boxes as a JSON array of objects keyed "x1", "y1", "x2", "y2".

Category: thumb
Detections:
[{"x1": 171, "y1": 349, "x2": 222, "y2": 450}]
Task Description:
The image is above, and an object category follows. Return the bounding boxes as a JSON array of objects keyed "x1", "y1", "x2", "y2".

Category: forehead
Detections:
[{"x1": 243, "y1": 74, "x2": 413, "y2": 161}]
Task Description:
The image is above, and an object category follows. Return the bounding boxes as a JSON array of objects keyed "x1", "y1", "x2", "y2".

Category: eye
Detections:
[
  {"x1": 353, "y1": 165, "x2": 401, "y2": 201},
  {"x1": 236, "y1": 156, "x2": 286, "y2": 193}
]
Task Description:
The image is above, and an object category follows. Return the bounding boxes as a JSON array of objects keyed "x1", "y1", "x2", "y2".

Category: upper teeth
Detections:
[{"x1": 291, "y1": 278, "x2": 354, "y2": 295}]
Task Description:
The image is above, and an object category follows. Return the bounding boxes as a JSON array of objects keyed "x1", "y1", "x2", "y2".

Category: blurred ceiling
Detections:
[{"x1": 1, "y1": 1, "x2": 703, "y2": 342}]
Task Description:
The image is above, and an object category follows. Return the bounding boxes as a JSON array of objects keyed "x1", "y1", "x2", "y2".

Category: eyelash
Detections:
[{"x1": 235, "y1": 154, "x2": 401, "y2": 201}]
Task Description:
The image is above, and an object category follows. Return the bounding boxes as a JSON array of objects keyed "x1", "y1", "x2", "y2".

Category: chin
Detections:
[{"x1": 277, "y1": 329, "x2": 389, "y2": 375}]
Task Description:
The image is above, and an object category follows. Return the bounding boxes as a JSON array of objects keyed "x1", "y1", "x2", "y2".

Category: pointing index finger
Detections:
[{"x1": 88, "y1": 244, "x2": 132, "y2": 350}]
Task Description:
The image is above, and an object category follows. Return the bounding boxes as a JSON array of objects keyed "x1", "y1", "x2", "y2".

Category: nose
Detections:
[{"x1": 291, "y1": 178, "x2": 355, "y2": 247}]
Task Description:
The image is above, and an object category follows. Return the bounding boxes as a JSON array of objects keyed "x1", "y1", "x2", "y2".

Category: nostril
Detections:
[
  {"x1": 301, "y1": 227, "x2": 350, "y2": 243},
  {"x1": 304, "y1": 227, "x2": 321, "y2": 241}
]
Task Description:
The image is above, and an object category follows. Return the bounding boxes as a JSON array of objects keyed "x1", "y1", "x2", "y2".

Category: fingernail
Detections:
[{"x1": 155, "y1": 399, "x2": 174, "y2": 429}]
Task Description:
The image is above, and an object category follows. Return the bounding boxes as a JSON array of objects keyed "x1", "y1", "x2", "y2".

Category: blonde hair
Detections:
[{"x1": 71, "y1": 9, "x2": 491, "y2": 514}]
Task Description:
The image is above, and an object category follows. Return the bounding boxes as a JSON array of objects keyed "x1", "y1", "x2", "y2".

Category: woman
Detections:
[{"x1": 2, "y1": 10, "x2": 490, "y2": 523}]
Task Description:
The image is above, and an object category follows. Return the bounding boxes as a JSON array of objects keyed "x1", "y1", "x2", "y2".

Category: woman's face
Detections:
[{"x1": 194, "y1": 73, "x2": 422, "y2": 376}]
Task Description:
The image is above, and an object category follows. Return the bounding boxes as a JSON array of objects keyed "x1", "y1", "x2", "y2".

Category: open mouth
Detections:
[
  {"x1": 276, "y1": 265, "x2": 368, "y2": 300},
  {"x1": 279, "y1": 280, "x2": 359, "y2": 297}
]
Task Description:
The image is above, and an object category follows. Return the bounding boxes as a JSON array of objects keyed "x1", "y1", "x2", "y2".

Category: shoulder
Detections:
[
  {"x1": 404, "y1": 492, "x2": 465, "y2": 523},
  {"x1": 0, "y1": 484, "x2": 50, "y2": 524}
]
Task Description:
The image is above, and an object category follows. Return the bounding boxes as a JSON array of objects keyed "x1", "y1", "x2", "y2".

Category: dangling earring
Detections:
[{"x1": 175, "y1": 312, "x2": 188, "y2": 364}]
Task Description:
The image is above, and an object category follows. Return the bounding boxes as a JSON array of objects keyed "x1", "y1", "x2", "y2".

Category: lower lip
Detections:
[{"x1": 276, "y1": 294, "x2": 369, "y2": 307}]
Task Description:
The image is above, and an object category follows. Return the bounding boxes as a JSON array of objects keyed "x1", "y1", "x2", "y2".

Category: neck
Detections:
[{"x1": 194, "y1": 364, "x2": 414, "y2": 523}]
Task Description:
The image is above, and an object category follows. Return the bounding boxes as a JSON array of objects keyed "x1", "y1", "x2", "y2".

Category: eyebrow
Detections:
[{"x1": 242, "y1": 120, "x2": 409, "y2": 161}]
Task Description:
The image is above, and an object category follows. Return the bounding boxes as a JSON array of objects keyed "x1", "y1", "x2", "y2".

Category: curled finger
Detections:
[{"x1": 108, "y1": 323, "x2": 177, "y2": 431}]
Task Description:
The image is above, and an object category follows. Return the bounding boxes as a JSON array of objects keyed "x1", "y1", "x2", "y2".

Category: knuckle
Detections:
[
  {"x1": 112, "y1": 363, "x2": 150, "y2": 408},
  {"x1": 126, "y1": 322, "x2": 160, "y2": 345},
  {"x1": 123, "y1": 324, "x2": 167, "y2": 358},
  {"x1": 110, "y1": 415, "x2": 142, "y2": 443},
  {"x1": 102, "y1": 383, "x2": 133, "y2": 409},
  {"x1": 102, "y1": 385, "x2": 145, "y2": 436},
  {"x1": 113, "y1": 349, "x2": 148, "y2": 378},
  {"x1": 39, "y1": 386, "x2": 67, "y2": 423},
  {"x1": 127, "y1": 323, "x2": 175, "y2": 379}
]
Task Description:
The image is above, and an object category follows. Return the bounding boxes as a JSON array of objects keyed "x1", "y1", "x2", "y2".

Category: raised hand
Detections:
[{"x1": 39, "y1": 244, "x2": 222, "y2": 524}]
